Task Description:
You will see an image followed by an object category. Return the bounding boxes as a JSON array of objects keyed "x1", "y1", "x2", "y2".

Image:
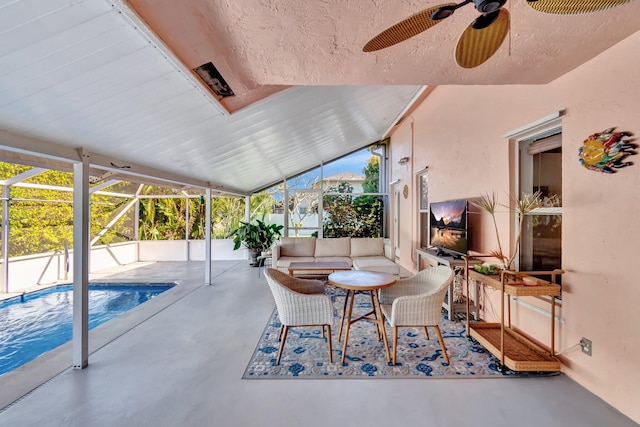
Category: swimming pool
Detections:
[{"x1": 0, "y1": 283, "x2": 174, "y2": 376}]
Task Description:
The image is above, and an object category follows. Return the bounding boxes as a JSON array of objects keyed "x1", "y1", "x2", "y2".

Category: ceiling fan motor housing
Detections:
[{"x1": 473, "y1": 0, "x2": 507, "y2": 13}]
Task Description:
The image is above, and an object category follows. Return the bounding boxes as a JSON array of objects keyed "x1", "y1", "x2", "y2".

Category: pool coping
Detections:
[{"x1": 0, "y1": 277, "x2": 203, "y2": 411}]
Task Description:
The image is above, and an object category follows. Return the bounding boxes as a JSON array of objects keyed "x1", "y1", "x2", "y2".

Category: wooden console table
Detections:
[
  {"x1": 416, "y1": 248, "x2": 479, "y2": 321},
  {"x1": 464, "y1": 256, "x2": 564, "y2": 372}
]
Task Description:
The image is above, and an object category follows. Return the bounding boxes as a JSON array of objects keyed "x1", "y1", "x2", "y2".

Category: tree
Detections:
[
  {"x1": 362, "y1": 155, "x2": 379, "y2": 193},
  {"x1": 0, "y1": 163, "x2": 134, "y2": 257},
  {"x1": 0, "y1": 161, "x2": 278, "y2": 255},
  {"x1": 322, "y1": 182, "x2": 383, "y2": 238},
  {"x1": 274, "y1": 174, "x2": 319, "y2": 236},
  {"x1": 210, "y1": 191, "x2": 276, "y2": 239}
]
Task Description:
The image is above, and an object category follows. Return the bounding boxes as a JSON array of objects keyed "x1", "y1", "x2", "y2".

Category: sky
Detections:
[
  {"x1": 282, "y1": 147, "x2": 377, "y2": 190},
  {"x1": 322, "y1": 149, "x2": 374, "y2": 177}
]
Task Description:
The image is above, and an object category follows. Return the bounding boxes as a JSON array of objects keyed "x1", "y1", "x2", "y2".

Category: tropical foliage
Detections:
[
  {"x1": 0, "y1": 162, "x2": 278, "y2": 257},
  {"x1": 322, "y1": 182, "x2": 383, "y2": 238},
  {"x1": 1, "y1": 163, "x2": 134, "y2": 257},
  {"x1": 229, "y1": 219, "x2": 283, "y2": 252},
  {"x1": 1, "y1": 150, "x2": 383, "y2": 257},
  {"x1": 471, "y1": 191, "x2": 543, "y2": 270},
  {"x1": 362, "y1": 155, "x2": 379, "y2": 193},
  {"x1": 138, "y1": 190, "x2": 276, "y2": 240}
]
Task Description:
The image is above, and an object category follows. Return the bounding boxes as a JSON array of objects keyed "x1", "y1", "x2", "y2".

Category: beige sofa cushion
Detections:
[
  {"x1": 315, "y1": 237, "x2": 351, "y2": 257},
  {"x1": 350, "y1": 237, "x2": 384, "y2": 257},
  {"x1": 279, "y1": 237, "x2": 316, "y2": 257}
]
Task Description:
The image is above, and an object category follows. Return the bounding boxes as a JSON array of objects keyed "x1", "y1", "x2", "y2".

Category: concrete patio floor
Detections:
[{"x1": 0, "y1": 261, "x2": 637, "y2": 427}]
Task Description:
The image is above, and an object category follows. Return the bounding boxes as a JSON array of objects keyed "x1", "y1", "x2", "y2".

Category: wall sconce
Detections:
[{"x1": 398, "y1": 156, "x2": 410, "y2": 165}]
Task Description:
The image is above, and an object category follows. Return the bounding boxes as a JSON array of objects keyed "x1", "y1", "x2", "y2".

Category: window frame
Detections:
[{"x1": 505, "y1": 111, "x2": 564, "y2": 302}]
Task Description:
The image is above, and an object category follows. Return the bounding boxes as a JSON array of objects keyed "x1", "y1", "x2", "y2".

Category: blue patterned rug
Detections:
[{"x1": 243, "y1": 288, "x2": 559, "y2": 379}]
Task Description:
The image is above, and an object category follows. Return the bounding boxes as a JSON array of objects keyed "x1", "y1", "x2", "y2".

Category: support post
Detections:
[
  {"x1": 1, "y1": 186, "x2": 9, "y2": 293},
  {"x1": 185, "y1": 195, "x2": 190, "y2": 260},
  {"x1": 318, "y1": 164, "x2": 323, "y2": 238},
  {"x1": 185, "y1": 195, "x2": 189, "y2": 240},
  {"x1": 283, "y1": 180, "x2": 289, "y2": 237},
  {"x1": 73, "y1": 149, "x2": 90, "y2": 369},
  {"x1": 205, "y1": 188, "x2": 212, "y2": 285},
  {"x1": 134, "y1": 184, "x2": 143, "y2": 262},
  {"x1": 244, "y1": 195, "x2": 251, "y2": 261}
]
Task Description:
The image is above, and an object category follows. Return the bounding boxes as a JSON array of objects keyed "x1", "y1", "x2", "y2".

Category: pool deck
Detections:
[
  {"x1": 0, "y1": 261, "x2": 209, "y2": 412},
  {"x1": 0, "y1": 261, "x2": 637, "y2": 427}
]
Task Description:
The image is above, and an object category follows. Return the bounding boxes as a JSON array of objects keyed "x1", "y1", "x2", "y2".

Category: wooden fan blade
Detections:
[
  {"x1": 363, "y1": 4, "x2": 456, "y2": 52},
  {"x1": 455, "y1": 9, "x2": 510, "y2": 69},
  {"x1": 526, "y1": 0, "x2": 633, "y2": 14}
]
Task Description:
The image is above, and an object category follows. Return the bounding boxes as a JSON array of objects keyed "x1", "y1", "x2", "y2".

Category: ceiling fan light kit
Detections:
[
  {"x1": 474, "y1": 0, "x2": 508, "y2": 13},
  {"x1": 363, "y1": 0, "x2": 635, "y2": 68}
]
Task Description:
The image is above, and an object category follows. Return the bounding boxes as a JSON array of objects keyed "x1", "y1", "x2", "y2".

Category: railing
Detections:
[{"x1": 0, "y1": 239, "x2": 244, "y2": 294}]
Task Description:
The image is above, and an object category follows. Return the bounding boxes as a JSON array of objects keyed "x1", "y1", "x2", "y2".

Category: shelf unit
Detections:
[
  {"x1": 463, "y1": 256, "x2": 564, "y2": 372},
  {"x1": 416, "y1": 248, "x2": 479, "y2": 321}
]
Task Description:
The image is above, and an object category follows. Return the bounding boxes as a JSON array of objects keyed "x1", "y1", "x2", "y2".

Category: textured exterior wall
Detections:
[{"x1": 389, "y1": 30, "x2": 640, "y2": 423}]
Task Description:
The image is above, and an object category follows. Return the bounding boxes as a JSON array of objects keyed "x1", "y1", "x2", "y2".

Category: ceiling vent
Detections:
[{"x1": 193, "y1": 62, "x2": 235, "y2": 98}]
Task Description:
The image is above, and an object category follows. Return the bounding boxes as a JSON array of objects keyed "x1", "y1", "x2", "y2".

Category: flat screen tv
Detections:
[{"x1": 429, "y1": 199, "x2": 468, "y2": 258}]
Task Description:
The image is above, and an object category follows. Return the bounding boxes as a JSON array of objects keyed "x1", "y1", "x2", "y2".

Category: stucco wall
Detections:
[{"x1": 389, "y1": 30, "x2": 640, "y2": 423}]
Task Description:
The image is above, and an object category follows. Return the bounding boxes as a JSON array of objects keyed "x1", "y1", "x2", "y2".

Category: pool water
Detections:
[{"x1": 0, "y1": 283, "x2": 174, "y2": 376}]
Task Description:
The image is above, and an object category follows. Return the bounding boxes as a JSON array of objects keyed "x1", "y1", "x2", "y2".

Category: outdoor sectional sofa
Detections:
[{"x1": 271, "y1": 237, "x2": 400, "y2": 276}]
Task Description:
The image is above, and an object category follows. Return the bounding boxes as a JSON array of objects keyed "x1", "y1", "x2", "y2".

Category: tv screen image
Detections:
[{"x1": 429, "y1": 199, "x2": 468, "y2": 257}]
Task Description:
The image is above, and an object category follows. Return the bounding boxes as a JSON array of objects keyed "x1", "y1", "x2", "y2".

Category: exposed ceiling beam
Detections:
[
  {"x1": 0, "y1": 129, "x2": 80, "y2": 163},
  {"x1": 89, "y1": 153, "x2": 247, "y2": 196},
  {"x1": 0, "y1": 129, "x2": 247, "y2": 196},
  {"x1": 0, "y1": 150, "x2": 73, "y2": 172}
]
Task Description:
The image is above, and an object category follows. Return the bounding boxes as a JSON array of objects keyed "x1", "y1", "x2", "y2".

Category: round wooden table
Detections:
[{"x1": 328, "y1": 270, "x2": 397, "y2": 364}]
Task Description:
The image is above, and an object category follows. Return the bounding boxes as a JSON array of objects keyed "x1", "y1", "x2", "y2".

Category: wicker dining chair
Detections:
[
  {"x1": 378, "y1": 265, "x2": 454, "y2": 365},
  {"x1": 264, "y1": 268, "x2": 334, "y2": 364}
]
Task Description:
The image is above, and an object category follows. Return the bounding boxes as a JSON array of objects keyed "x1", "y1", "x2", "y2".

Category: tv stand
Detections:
[
  {"x1": 435, "y1": 248, "x2": 448, "y2": 257},
  {"x1": 416, "y1": 248, "x2": 479, "y2": 321}
]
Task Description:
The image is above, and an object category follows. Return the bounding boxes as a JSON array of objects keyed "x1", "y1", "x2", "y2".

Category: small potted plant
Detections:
[
  {"x1": 229, "y1": 219, "x2": 283, "y2": 266},
  {"x1": 471, "y1": 191, "x2": 542, "y2": 271}
]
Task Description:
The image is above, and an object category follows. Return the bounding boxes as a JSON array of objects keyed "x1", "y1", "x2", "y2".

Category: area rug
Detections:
[{"x1": 243, "y1": 288, "x2": 558, "y2": 379}]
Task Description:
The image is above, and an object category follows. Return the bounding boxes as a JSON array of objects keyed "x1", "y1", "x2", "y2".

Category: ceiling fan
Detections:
[{"x1": 362, "y1": 0, "x2": 634, "y2": 68}]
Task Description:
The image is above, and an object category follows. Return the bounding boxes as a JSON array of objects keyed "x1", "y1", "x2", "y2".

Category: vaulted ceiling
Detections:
[{"x1": 0, "y1": 0, "x2": 638, "y2": 194}]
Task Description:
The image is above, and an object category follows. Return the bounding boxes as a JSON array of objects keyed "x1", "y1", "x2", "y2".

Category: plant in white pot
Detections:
[{"x1": 229, "y1": 219, "x2": 283, "y2": 266}]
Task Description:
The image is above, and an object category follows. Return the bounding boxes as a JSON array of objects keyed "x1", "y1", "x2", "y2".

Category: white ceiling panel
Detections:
[{"x1": 0, "y1": 0, "x2": 422, "y2": 194}]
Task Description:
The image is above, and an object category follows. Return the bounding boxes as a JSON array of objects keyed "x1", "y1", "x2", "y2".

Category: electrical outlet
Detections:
[{"x1": 580, "y1": 337, "x2": 592, "y2": 356}]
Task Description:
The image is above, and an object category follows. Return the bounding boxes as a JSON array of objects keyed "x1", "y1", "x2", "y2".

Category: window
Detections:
[
  {"x1": 260, "y1": 143, "x2": 389, "y2": 238},
  {"x1": 518, "y1": 132, "x2": 562, "y2": 275}
]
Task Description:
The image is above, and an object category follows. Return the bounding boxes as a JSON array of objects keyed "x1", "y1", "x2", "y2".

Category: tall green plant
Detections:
[
  {"x1": 472, "y1": 191, "x2": 542, "y2": 270},
  {"x1": 229, "y1": 220, "x2": 283, "y2": 252}
]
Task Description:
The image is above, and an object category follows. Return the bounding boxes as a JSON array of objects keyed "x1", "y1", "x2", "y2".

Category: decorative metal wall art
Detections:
[{"x1": 579, "y1": 128, "x2": 637, "y2": 173}]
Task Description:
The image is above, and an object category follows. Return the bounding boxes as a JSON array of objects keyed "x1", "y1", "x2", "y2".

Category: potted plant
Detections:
[
  {"x1": 471, "y1": 191, "x2": 542, "y2": 271},
  {"x1": 229, "y1": 219, "x2": 283, "y2": 266}
]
